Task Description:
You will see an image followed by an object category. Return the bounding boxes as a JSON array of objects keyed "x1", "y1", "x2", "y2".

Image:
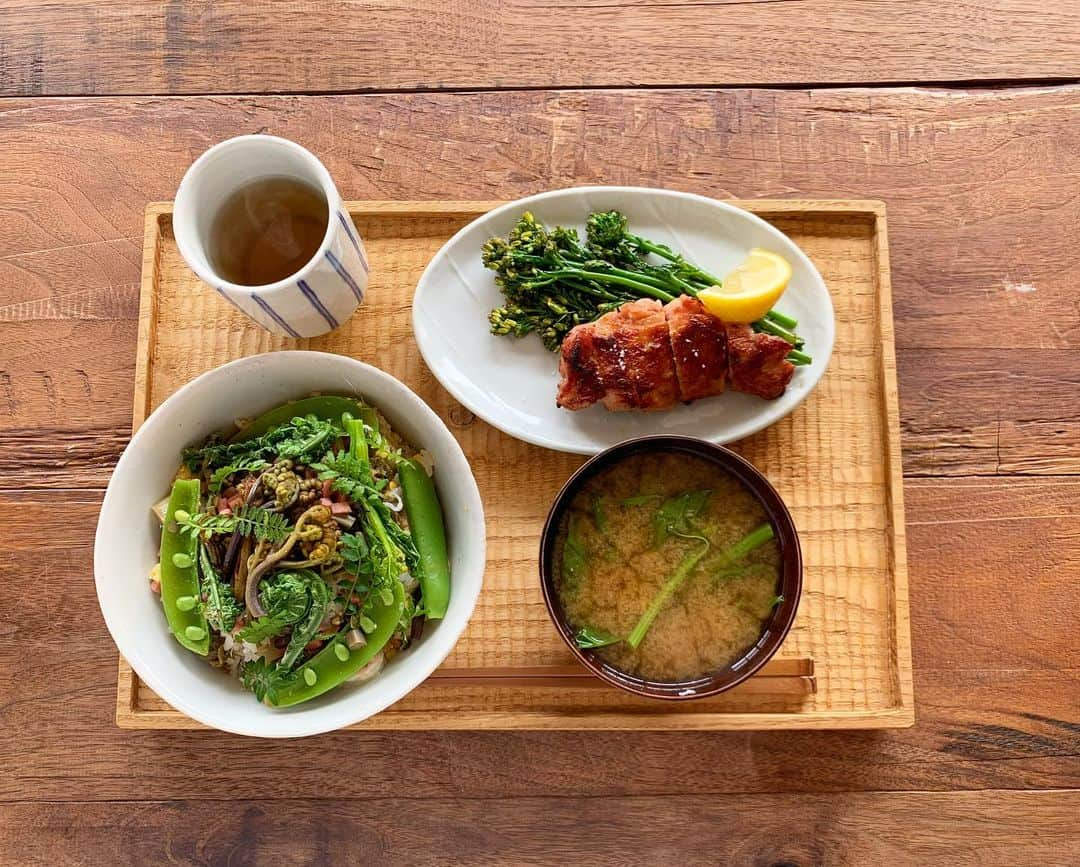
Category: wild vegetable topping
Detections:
[
  {"x1": 178, "y1": 505, "x2": 292, "y2": 543},
  {"x1": 182, "y1": 416, "x2": 338, "y2": 472},
  {"x1": 158, "y1": 479, "x2": 209, "y2": 657},
  {"x1": 208, "y1": 458, "x2": 269, "y2": 495},
  {"x1": 158, "y1": 397, "x2": 449, "y2": 708}
]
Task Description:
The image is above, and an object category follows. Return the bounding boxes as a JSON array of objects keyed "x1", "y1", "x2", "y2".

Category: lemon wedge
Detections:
[{"x1": 698, "y1": 248, "x2": 792, "y2": 323}]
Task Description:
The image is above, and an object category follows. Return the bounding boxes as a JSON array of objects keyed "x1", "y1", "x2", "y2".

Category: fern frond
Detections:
[{"x1": 178, "y1": 505, "x2": 292, "y2": 543}]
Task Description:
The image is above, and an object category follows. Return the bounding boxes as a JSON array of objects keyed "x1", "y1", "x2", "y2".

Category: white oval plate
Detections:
[{"x1": 413, "y1": 187, "x2": 834, "y2": 455}]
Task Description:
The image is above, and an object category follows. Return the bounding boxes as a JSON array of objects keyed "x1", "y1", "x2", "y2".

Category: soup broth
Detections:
[{"x1": 554, "y1": 451, "x2": 781, "y2": 682}]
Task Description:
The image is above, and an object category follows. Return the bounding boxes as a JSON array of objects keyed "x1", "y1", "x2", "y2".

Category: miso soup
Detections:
[{"x1": 554, "y1": 451, "x2": 782, "y2": 682}]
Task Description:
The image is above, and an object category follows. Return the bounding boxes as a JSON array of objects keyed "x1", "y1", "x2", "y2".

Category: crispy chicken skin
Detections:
[
  {"x1": 664, "y1": 295, "x2": 728, "y2": 402},
  {"x1": 556, "y1": 299, "x2": 680, "y2": 411},
  {"x1": 724, "y1": 322, "x2": 795, "y2": 400},
  {"x1": 555, "y1": 329, "x2": 607, "y2": 410}
]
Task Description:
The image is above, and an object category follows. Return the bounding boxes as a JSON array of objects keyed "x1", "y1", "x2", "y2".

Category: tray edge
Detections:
[{"x1": 870, "y1": 203, "x2": 916, "y2": 727}]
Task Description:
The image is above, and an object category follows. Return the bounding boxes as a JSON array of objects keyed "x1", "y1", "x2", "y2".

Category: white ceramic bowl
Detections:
[
  {"x1": 413, "y1": 186, "x2": 835, "y2": 454},
  {"x1": 94, "y1": 351, "x2": 485, "y2": 738}
]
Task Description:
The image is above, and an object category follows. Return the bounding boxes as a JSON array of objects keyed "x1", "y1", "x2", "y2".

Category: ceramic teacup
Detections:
[{"x1": 174, "y1": 135, "x2": 369, "y2": 338}]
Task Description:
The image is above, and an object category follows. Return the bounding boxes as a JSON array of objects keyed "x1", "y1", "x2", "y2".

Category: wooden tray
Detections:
[{"x1": 117, "y1": 199, "x2": 913, "y2": 730}]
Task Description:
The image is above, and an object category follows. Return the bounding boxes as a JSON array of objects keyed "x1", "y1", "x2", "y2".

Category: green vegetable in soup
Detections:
[
  {"x1": 619, "y1": 493, "x2": 662, "y2": 507},
  {"x1": 562, "y1": 515, "x2": 589, "y2": 591},
  {"x1": 627, "y1": 522, "x2": 776, "y2": 650},
  {"x1": 556, "y1": 452, "x2": 783, "y2": 683},
  {"x1": 626, "y1": 539, "x2": 711, "y2": 650},
  {"x1": 592, "y1": 495, "x2": 608, "y2": 534},
  {"x1": 652, "y1": 489, "x2": 711, "y2": 547},
  {"x1": 714, "y1": 523, "x2": 777, "y2": 566},
  {"x1": 574, "y1": 626, "x2": 621, "y2": 650}
]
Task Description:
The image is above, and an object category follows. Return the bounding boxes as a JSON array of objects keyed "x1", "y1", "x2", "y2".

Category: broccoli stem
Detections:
[
  {"x1": 532, "y1": 269, "x2": 676, "y2": 303},
  {"x1": 661, "y1": 271, "x2": 702, "y2": 297},
  {"x1": 585, "y1": 263, "x2": 687, "y2": 295},
  {"x1": 630, "y1": 235, "x2": 723, "y2": 286},
  {"x1": 514, "y1": 254, "x2": 681, "y2": 297},
  {"x1": 561, "y1": 278, "x2": 623, "y2": 302},
  {"x1": 753, "y1": 317, "x2": 801, "y2": 346},
  {"x1": 754, "y1": 311, "x2": 810, "y2": 362},
  {"x1": 765, "y1": 309, "x2": 798, "y2": 330}
]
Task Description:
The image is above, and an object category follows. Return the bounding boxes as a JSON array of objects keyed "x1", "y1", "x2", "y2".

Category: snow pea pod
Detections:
[
  {"x1": 159, "y1": 478, "x2": 209, "y2": 655},
  {"x1": 270, "y1": 580, "x2": 405, "y2": 707},
  {"x1": 230, "y1": 396, "x2": 366, "y2": 442},
  {"x1": 344, "y1": 407, "x2": 381, "y2": 468},
  {"x1": 358, "y1": 405, "x2": 380, "y2": 432},
  {"x1": 399, "y1": 458, "x2": 450, "y2": 619}
]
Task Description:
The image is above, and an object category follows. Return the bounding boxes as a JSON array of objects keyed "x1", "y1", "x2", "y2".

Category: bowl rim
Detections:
[
  {"x1": 173, "y1": 135, "x2": 341, "y2": 294},
  {"x1": 94, "y1": 350, "x2": 486, "y2": 737},
  {"x1": 538, "y1": 435, "x2": 802, "y2": 700}
]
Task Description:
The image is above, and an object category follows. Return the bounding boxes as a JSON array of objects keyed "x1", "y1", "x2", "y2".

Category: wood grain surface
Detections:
[
  {"x1": 1, "y1": 1, "x2": 1079, "y2": 95},
  {"x1": 1, "y1": 5, "x2": 1078, "y2": 859},
  {"x1": 3, "y1": 87, "x2": 1080, "y2": 487},
  {"x1": 0, "y1": 791, "x2": 1075, "y2": 866}
]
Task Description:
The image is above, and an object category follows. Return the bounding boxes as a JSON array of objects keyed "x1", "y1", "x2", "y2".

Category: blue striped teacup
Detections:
[{"x1": 174, "y1": 135, "x2": 368, "y2": 338}]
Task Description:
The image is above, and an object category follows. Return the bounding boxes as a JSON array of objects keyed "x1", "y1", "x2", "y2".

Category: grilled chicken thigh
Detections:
[
  {"x1": 556, "y1": 299, "x2": 680, "y2": 411},
  {"x1": 664, "y1": 295, "x2": 728, "y2": 402},
  {"x1": 724, "y1": 322, "x2": 795, "y2": 400},
  {"x1": 557, "y1": 296, "x2": 795, "y2": 411}
]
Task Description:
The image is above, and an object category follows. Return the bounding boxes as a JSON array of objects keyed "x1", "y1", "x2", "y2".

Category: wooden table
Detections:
[{"x1": 1, "y1": 3, "x2": 1077, "y2": 863}]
